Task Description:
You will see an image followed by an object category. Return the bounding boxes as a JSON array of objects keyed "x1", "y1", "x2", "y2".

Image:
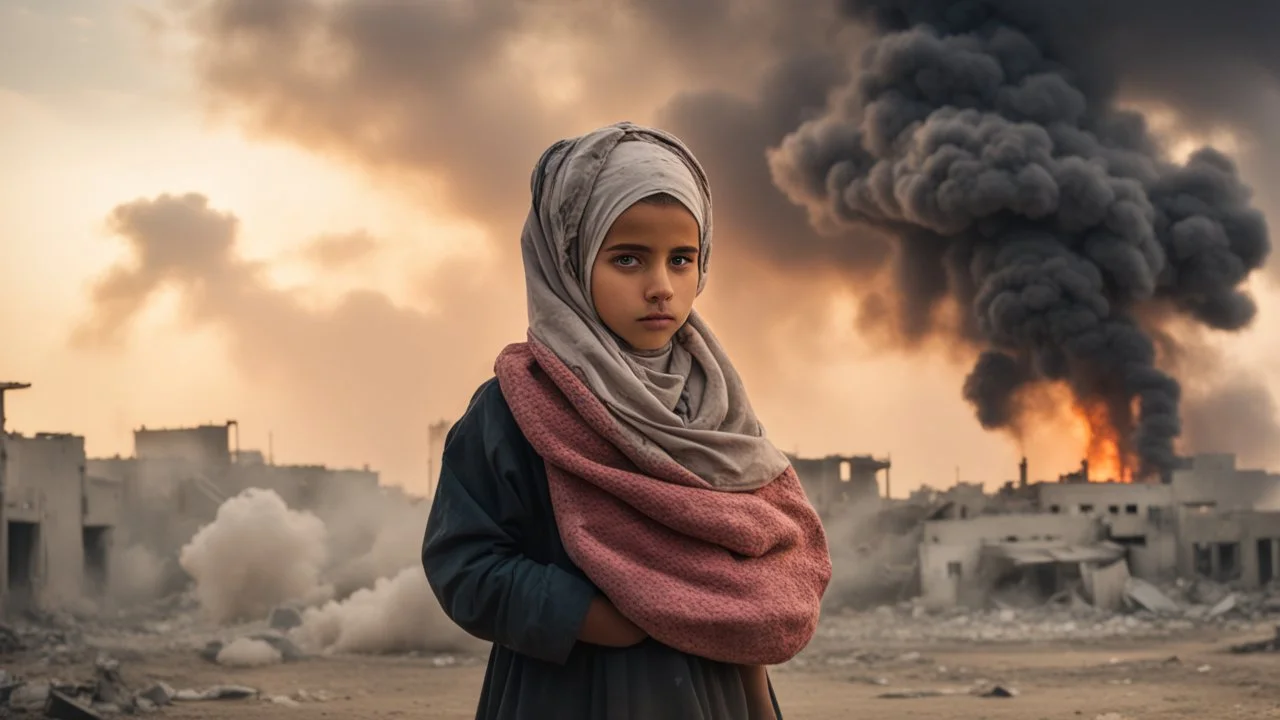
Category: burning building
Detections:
[
  {"x1": 756, "y1": 0, "x2": 1276, "y2": 613},
  {"x1": 768, "y1": 1, "x2": 1271, "y2": 487}
]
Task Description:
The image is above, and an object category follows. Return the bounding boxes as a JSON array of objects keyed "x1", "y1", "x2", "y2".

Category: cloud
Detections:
[
  {"x1": 75, "y1": 192, "x2": 520, "y2": 491},
  {"x1": 73, "y1": 0, "x2": 1279, "y2": 489},
  {"x1": 302, "y1": 230, "x2": 379, "y2": 269}
]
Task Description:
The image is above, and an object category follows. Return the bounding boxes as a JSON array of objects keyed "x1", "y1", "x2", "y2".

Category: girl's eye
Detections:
[
  {"x1": 672, "y1": 256, "x2": 694, "y2": 267},
  {"x1": 614, "y1": 255, "x2": 638, "y2": 267}
]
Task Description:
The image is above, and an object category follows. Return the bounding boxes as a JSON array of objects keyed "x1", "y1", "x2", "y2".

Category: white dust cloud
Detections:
[
  {"x1": 178, "y1": 488, "x2": 334, "y2": 623},
  {"x1": 172, "y1": 484, "x2": 480, "y2": 657},
  {"x1": 309, "y1": 483, "x2": 431, "y2": 599},
  {"x1": 290, "y1": 566, "x2": 482, "y2": 656},
  {"x1": 216, "y1": 637, "x2": 284, "y2": 667}
]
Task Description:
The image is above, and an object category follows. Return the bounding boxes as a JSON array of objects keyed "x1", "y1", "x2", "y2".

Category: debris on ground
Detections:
[
  {"x1": 173, "y1": 685, "x2": 259, "y2": 701},
  {"x1": 213, "y1": 638, "x2": 283, "y2": 668},
  {"x1": 976, "y1": 684, "x2": 1018, "y2": 698},
  {"x1": 796, "y1": 580, "x2": 1280, "y2": 652},
  {"x1": 1206, "y1": 594, "x2": 1237, "y2": 618},
  {"x1": 0, "y1": 568, "x2": 1276, "y2": 717},
  {"x1": 877, "y1": 688, "x2": 966, "y2": 699},
  {"x1": 1, "y1": 644, "x2": 265, "y2": 717},
  {"x1": 267, "y1": 606, "x2": 303, "y2": 632},
  {"x1": 1229, "y1": 625, "x2": 1280, "y2": 654},
  {"x1": 874, "y1": 680, "x2": 1019, "y2": 700},
  {"x1": 9, "y1": 681, "x2": 52, "y2": 712},
  {"x1": 44, "y1": 690, "x2": 103, "y2": 720},
  {"x1": 1123, "y1": 578, "x2": 1180, "y2": 615},
  {"x1": 202, "y1": 633, "x2": 304, "y2": 666},
  {"x1": 137, "y1": 681, "x2": 176, "y2": 707},
  {"x1": 0, "y1": 623, "x2": 25, "y2": 654}
]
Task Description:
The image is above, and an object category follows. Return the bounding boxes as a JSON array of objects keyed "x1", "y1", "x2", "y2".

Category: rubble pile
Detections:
[
  {"x1": 0, "y1": 636, "x2": 324, "y2": 717},
  {"x1": 1, "y1": 594, "x2": 216, "y2": 661},
  {"x1": 815, "y1": 604, "x2": 1196, "y2": 646},
  {"x1": 811, "y1": 579, "x2": 1280, "y2": 647},
  {"x1": 0, "y1": 653, "x2": 239, "y2": 718},
  {"x1": 0, "y1": 590, "x2": 476, "y2": 717},
  {"x1": 0, "y1": 597, "x2": 318, "y2": 717},
  {"x1": 1229, "y1": 625, "x2": 1280, "y2": 654},
  {"x1": 0, "y1": 657, "x2": 328, "y2": 718}
]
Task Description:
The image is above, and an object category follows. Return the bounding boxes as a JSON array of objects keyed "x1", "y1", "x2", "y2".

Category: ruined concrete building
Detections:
[
  {"x1": 89, "y1": 422, "x2": 380, "y2": 578},
  {"x1": 0, "y1": 382, "x2": 121, "y2": 614},
  {"x1": 918, "y1": 511, "x2": 1117, "y2": 608},
  {"x1": 788, "y1": 453, "x2": 891, "y2": 518},
  {"x1": 913, "y1": 453, "x2": 1280, "y2": 610}
]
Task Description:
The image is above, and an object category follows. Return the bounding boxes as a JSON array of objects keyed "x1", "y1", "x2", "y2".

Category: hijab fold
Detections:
[{"x1": 520, "y1": 121, "x2": 790, "y2": 492}]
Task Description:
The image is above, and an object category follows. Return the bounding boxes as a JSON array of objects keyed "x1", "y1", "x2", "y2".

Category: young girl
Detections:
[{"x1": 422, "y1": 121, "x2": 831, "y2": 719}]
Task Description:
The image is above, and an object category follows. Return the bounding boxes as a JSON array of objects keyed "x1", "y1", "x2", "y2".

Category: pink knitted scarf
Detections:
[{"x1": 494, "y1": 338, "x2": 832, "y2": 665}]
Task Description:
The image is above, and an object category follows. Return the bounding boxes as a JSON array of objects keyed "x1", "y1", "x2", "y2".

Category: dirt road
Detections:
[{"x1": 39, "y1": 631, "x2": 1277, "y2": 719}]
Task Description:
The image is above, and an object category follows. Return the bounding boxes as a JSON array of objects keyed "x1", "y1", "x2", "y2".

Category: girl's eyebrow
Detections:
[
  {"x1": 602, "y1": 243, "x2": 652, "y2": 253},
  {"x1": 602, "y1": 243, "x2": 700, "y2": 254}
]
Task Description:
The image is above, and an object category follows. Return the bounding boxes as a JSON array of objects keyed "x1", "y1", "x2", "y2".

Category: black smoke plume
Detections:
[{"x1": 769, "y1": 0, "x2": 1270, "y2": 477}]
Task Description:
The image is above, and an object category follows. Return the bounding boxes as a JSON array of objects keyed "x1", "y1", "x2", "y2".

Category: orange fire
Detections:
[{"x1": 1068, "y1": 398, "x2": 1132, "y2": 483}]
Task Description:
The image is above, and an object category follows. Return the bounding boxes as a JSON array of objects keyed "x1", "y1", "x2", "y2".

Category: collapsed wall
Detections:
[{"x1": 89, "y1": 444, "x2": 479, "y2": 656}]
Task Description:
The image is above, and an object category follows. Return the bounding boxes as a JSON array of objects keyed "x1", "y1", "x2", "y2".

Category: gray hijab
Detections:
[{"x1": 519, "y1": 121, "x2": 790, "y2": 492}]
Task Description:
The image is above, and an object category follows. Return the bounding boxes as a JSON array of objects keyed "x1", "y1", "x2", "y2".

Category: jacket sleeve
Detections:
[{"x1": 422, "y1": 383, "x2": 596, "y2": 665}]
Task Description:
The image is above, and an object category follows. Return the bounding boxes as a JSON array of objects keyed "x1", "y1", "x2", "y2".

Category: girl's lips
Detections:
[{"x1": 639, "y1": 316, "x2": 675, "y2": 330}]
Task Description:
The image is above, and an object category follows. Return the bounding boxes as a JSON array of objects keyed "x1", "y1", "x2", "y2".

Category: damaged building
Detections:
[
  {"x1": 88, "y1": 422, "x2": 382, "y2": 568},
  {"x1": 0, "y1": 382, "x2": 122, "y2": 615},
  {"x1": 917, "y1": 511, "x2": 1121, "y2": 609},
  {"x1": 911, "y1": 453, "x2": 1280, "y2": 610},
  {"x1": 789, "y1": 453, "x2": 891, "y2": 518}
]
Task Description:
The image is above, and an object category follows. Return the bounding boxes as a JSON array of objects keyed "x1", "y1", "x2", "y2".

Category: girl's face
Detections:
[{"x1": 590, "y1": 200, "x2": 701, "y2": 351}]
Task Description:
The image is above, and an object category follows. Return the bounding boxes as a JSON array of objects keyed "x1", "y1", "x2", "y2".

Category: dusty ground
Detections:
[{"x1": 11, "y1": 628, "x2": 1279, "y2": 719}]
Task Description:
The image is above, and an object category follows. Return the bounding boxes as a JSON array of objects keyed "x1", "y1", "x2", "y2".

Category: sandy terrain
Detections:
[{"x1": 10, "y1": 629, "x2": 1278, "y2": 719}]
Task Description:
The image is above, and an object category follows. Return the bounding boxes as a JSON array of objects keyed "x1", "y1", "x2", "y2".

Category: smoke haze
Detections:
[{"x1": 71, "y1": 1, "x2": 1280, "y2": 492}]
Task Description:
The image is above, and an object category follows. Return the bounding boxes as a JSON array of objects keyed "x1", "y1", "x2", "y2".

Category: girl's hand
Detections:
[{"x1": 578, "y1": 596, "x2": 648, "y2": 647}]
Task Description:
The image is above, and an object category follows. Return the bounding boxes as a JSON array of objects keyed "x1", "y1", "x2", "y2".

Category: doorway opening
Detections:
[
  {"x1": 83, "y1": 526, "x2": 111, "y2": 597},
  {"x1": 7, "y1": 522, "x2": 40, "y2": 611},
  {"x1": 1258, "y1": 538, "x2": 1275, "y2": 586}
]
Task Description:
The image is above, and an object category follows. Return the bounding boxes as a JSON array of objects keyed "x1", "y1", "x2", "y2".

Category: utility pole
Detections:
[
  {"x1": 884, "y1": 452, "x2": 892, "y2": 500},
  {"x1": 426, "y1": 423, "x2": 435, "y2": 497},
  {"x1": 0, "y1": 382, "x2": 32, "y2": 435},
  {"x1": 225, "y1": 420, "x2": 239, "y2": 464},
  {"x1": 0, "y1": 383, "x2": 32, "y2": 493},
  {"x1": 426, "y1": 419, "x2": 450, "y2": 498}
]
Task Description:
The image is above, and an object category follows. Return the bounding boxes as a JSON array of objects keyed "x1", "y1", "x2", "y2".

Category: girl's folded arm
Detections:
[{"x1": 421, "y1": 399, "x2": 596, "y2": 665}]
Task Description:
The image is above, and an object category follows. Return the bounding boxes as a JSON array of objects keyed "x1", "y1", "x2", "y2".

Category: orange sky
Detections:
[{"x1": 3, "y1": 0, "x2": 1279, "y2": 496}]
